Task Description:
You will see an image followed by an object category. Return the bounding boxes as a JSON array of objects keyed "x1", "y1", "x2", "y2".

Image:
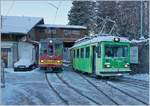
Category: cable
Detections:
[
  {"x1": 5, "y1": 0, "x2": 15, "y2": 16},
  {"x1": 53, "y1": 1, "x2": 61, "y2": 24}
]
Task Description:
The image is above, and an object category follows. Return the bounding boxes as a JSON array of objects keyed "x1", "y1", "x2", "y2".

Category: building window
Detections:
[
  {"x1": 64, "y1": 29, "x2": 80, "y2": 36},
  {"x1": 72, "y1": 30, "x2": 80, "y2": 35},
  {"x1": 81, "y1": 48, "x2": 84, "y2": 58},
  {"x1": 39, "y1": 29, "x2": 44, "y2": 33},
  {"x1": 46, "y1": 29, "x2": 57, "y2": 35},
  {"x1": 85, "y1": 47, "x2": 90, "y2": 58},
  {"x1": 64, "y1": 30, "x2": 72, "y2": 36}
]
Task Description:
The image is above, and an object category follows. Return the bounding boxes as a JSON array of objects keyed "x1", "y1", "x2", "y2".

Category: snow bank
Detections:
[
  {"x1": 4, "y1": 68, "x2": 40, "y2": 74},
  {"x1": 1, "y1": 83, "x2": 43, "y2": 105},
  {"x1": 14, "y1": 42, "x2": 36, "y2": 68},
  {"x1": 131, "y1": 39, "x2": 149, "y2": 43}
]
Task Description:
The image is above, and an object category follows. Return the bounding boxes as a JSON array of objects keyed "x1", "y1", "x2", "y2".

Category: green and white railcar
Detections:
[{"x1": 70, "y1": 35, "x2": 131, "y2": 76}]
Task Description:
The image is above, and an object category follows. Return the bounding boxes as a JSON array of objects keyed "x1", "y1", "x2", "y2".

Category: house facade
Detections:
[
  {"x1": 35, "y1": 24, "x2": 87, "y2": 47},
  {"x1": 1, "y1": 16, "x2": 44, "y2": 68}
]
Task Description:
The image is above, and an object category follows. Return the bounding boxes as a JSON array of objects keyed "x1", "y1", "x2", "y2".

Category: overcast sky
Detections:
[{"x1": 1, "y1": 1, "x2": 72, "y2": 24}]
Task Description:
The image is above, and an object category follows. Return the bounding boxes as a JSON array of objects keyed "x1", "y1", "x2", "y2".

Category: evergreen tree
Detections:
[
  {"x1": 95, "y1": 1, "x2": 119, "y2": 34},
  {"x1": 68, "y1": 1, "x2": 149, "y2": 39},
  {"x1": 68, "y1": 1, "x2": 96, "y2": 35}
]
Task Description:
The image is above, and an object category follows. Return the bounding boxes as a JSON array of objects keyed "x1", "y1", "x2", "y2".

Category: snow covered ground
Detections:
[
  {"x1": 125, "y1": 73, "x2": 149, "y2": 81},
  {"x1": 1, "y1": 67, "x2": 149, "y2": 105},
  {"x1": 1, "y1": 68, "x2": 56, "y2": 105}
]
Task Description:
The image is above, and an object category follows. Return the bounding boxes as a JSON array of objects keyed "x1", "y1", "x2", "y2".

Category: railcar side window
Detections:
[
  {"x1": 77, "y1": 49, "x2": 79, "y2": 58},
  {"x1": 81, "y1": 48, "x2": 84, "y2": 58},
  {"x1": 73, "y1": 50, "x2": 75, "y2": 58},
  {"x1": 55, "y1": 44, "x2": 63, "y2": 56},
  {"x1": 96, "y1": 45, "x2": 101, "y2": 58},
  {"x1": 40, "y1": 42, "x2": 48, "y2": 55},
  {"x1": 85, "y1": 47, "x2": 90, "y2": 58}
]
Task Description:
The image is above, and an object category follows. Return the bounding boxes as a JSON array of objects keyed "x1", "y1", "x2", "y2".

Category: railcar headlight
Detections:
[
  {"x1": 49, "y1": 40, "x2": 52, "y2": 43},
  {"x1": 125, "y1": 63, "x2": 129, "y2": 68},
  {"x1": 106, "y1": 64, "x2": 110, "y2": 68},
  {"x1": 113, "y1": 37, "x2": 120, "y2": 42},
  {"x1": 104, "y1": 63, "x2": 111, "y2": 68},
  {"x1": 40, "y1": 60, "x2": 44, "y2": 63},
  {"x1": 57, "y1": 60, "x2": 60, "y2": 63}
]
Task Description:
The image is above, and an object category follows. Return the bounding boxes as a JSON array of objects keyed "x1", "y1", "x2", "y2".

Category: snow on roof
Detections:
[
  {"x1": 2, "y1": 16, "x2": 43, "y2": 34},
  {"x1": 131, "y1": 38, "x2": 149, "y2": 43},
  {"x1": 72, "y1": 34, "x2": 130, "y2": 48},
  {"x1": 38, "y1": 24, "x2": 87, "y2": 29}
]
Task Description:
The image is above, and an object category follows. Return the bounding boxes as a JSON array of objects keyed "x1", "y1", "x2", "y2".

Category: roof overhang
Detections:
[{"x1": 37, "y1": 24, "x2": 87, "y2": 30}]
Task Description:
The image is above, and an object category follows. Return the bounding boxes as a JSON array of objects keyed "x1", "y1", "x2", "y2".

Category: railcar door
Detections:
[{"x1": 92, "y1": 46, "x2": 96, "y2": 74}]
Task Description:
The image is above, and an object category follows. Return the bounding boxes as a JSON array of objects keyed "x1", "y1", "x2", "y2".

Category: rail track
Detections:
[
  {"x1": 113, "y1": 81, "x2": 148, "y2": 90},
  {"x1": 79, "y1": 74, "x2": 119, "y2": 105},
  {"x1": 56, "y1": 73, "x2": 101, "y2": 105},
  {"x1": 73, "y1": 68, "x2": 148, "y2": 89},
  {"x1": 45, "y1": 67, "x2": 148, "y2": 105},
  {"x1": 123, "y1": 77, "x2": 149, "y2": 83},
  {"x1": 70, "y1": 69, "x2": 148, "y2": 105},
  {"x1": 103, "y1": 80, "x2": 148, "y2": 105},
  {"x1": 121, "y1": 77, "x2": 149, "y2": 87},
  {"x1": 45, "y1": 73, "x2": 69, "y2": 105}
]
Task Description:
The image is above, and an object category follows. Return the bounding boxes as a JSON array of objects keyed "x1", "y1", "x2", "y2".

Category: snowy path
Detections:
[{"x1": 2, "y1": 68, "x2": 63, "y2": 105}]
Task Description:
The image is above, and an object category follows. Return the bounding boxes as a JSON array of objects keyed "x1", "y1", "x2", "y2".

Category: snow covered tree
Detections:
[
  {"x1": 95, "y1": 1, "x2": 118, "y2": 34},
  {"x1": 68, "y1": 1, "x2": 96, "y2": 35},
  {"x1": 68, "y1": 1, "x2": 149, "y2": 39}
]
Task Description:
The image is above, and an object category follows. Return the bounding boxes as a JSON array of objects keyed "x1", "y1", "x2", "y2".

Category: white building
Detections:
[{"x1": 1, "y1": 16, "x2": 44, "y2": 68}]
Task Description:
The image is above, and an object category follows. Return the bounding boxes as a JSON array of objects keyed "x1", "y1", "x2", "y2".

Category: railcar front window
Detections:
[
  {"x1": 48, "y1": 45, "x2": 54, "y2": 55},
  {"x1": 55, "y1": 44, "x2": 63, "y2": 56},
  {"x1": 40, "y1": 42, "x2": 48, "y2": 55},
  {"x1": 105, "y1": 45, "x2": 128, "y2": 58}
]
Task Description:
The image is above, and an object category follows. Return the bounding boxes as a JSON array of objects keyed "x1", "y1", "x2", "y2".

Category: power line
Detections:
[
  {"x1": 47, "y1": 1, "x2": 61, "y2": 24},
  {"x1": 53, "y1": 1, "x2": 61, "y2": 24},
  {"x1": 5, "y1": 0, "x2": 15, "y2": 16},
  {"x1": 48, "y1": 2, "x2": 58, "y2": 10}
]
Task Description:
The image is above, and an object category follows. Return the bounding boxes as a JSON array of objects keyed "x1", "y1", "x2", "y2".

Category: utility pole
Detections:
[
  {"x1": 140, "y1": 0, "x2": 144, "y2": 39},
  {"x1": 47, "y1": 2, "x2": 59, "y2": 24}
]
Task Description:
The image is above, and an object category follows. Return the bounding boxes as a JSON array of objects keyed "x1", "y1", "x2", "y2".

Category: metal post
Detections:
[
  {"x1": 109, "y1": 23, "x2": 115, "y2": 35},
  {"x1": 140, "y1": 0, "x2": 143, "y2": 38},
  {"x1": 100, "y1": 19, "x2": 107, "y2": 34},
  {"x1": 1, "y1": 59, "x2": 5, "y2": 88}
]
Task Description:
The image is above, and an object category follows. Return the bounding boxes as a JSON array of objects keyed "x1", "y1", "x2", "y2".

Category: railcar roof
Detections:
[{"x1": 72, "y1": 35, "x2": 130, "y2": 48}]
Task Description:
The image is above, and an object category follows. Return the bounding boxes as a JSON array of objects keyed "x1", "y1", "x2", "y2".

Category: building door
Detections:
[
  {"x1": 1, "y1": 52, "x2": 8, "y2": 68},
  {"x1": 1, "y1": 48, "x2": 11, "y2": 68}
]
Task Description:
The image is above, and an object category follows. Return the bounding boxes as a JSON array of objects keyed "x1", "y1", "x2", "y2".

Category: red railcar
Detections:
[{"x1": 39, "y1": 38, "x2": 63, "y2": 71}]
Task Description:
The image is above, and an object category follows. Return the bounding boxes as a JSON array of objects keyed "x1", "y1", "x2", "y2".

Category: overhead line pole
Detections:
[
  {"x1": 47, "y1": 2, "x2": 59, "y2": 24},
  {"x1": 140, "y1": 0, "x2": 144, "y2": 39}
]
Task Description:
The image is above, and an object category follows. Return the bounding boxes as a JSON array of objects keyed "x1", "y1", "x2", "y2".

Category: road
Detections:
[{"x1": 1, "y1": 66, "x2": 149, "y2": 105}]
